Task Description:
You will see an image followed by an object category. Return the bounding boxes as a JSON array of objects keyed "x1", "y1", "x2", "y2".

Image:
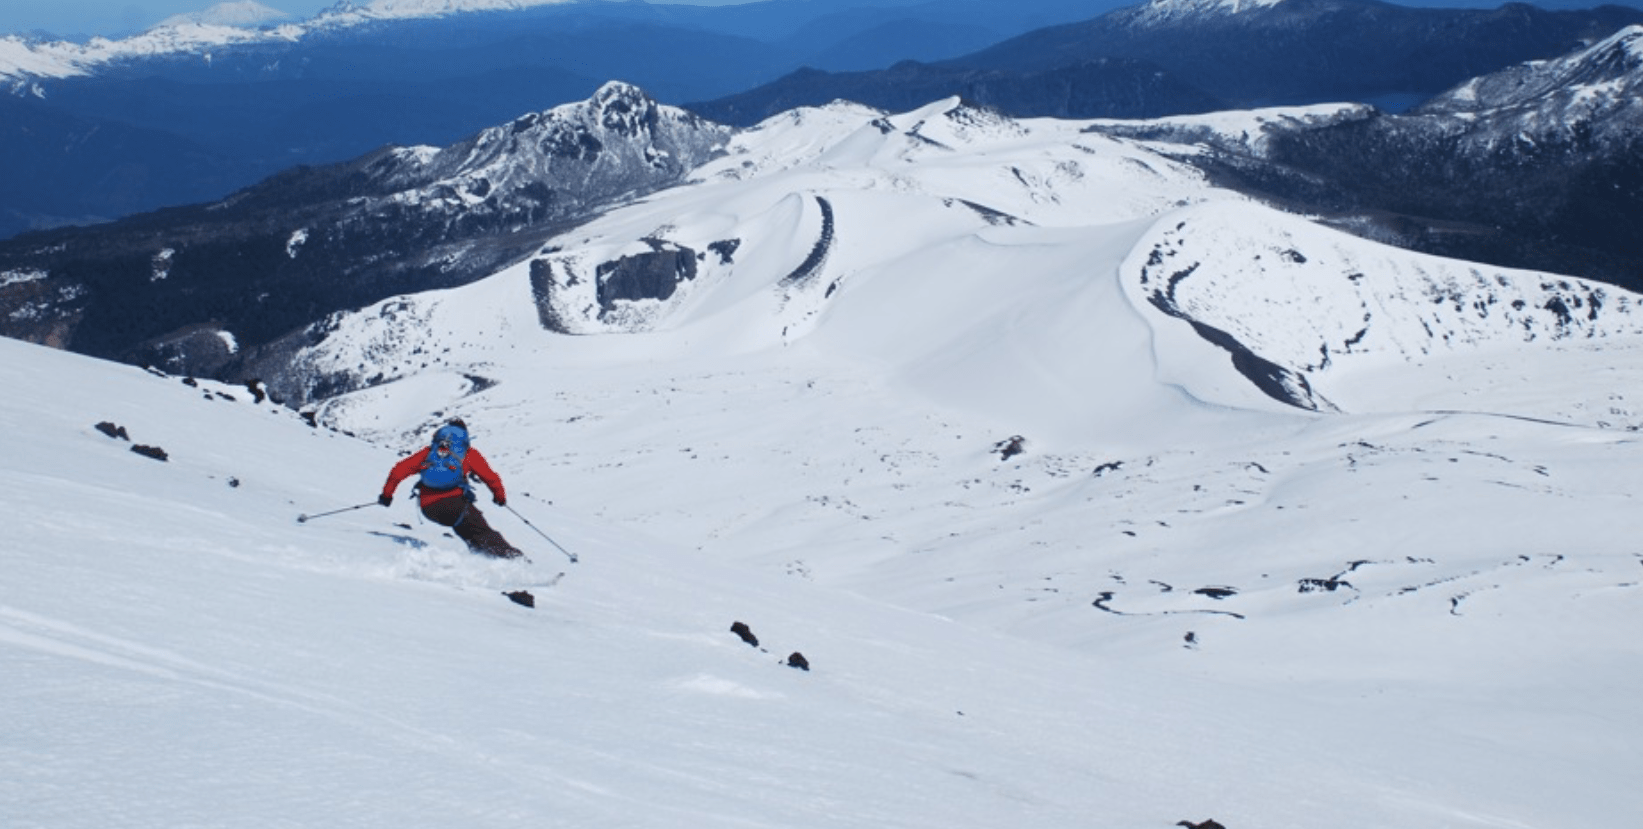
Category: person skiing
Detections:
[{"x1": 379, "y1": 418, "x2": 524, "y2": 559}]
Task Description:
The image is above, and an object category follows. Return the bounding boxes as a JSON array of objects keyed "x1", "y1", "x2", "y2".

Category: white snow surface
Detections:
[
  {"x1": 1090, "y1": 102, "x2": 1377, "y2": 157},
  {"x1": 6, "y1": 96, "x2": 1643, "y2": 829}
]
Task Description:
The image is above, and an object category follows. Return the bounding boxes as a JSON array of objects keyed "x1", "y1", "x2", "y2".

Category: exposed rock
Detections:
[
  {"x1": 596, "y1": 241, "x2": 700, "y2": 309},
  {"x1": 131, "y1": 444, "x2": 169, "y2": 461},
  {"x1": 730, "y1": 621, "x2": 760, "y2": 648},
  {"x1": 94, "y1": 421, "x2": 129, "y2": 441},
  {"x1": 994, "y1": 436, "x2": 1027, "y2": 461},
  {"x1": 1177, "y1": 820, "x2": 1228, "y2": 829},
  {"x1": 707, "y1": 239, "x2": 741, "y2": 264}
]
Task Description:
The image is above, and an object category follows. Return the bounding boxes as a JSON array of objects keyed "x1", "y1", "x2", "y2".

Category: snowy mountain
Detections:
[
  {"x1": 0, "y1": 0, "x2": 1104, "y2": 86},
  {"x1": 337, "y1": 80, "x2": 731, "y2": 227},
  {"x1": 693, "y1": 0, "x2": 1643, "y2": 131},
  {"x1": 0, "y1": 82, "x2": 729, "y2": 377},
  {"x1": 0, "y1": 17, "x2": 292, "y2": 84},
  {"x1": 1094, "y1": 24, "x2": 1643, "y2": 288},
  {"x1": 318, "y1": 0, "x2": 574, "y2": 22},
  {"x1": 1119, "y1": 0, "x2": 1289, "y2": 28},
  {"x1": 1415, "y1": 22, "x2": 1643, "y2": 146},
  {"x1": 7, "y1": 92, "x2": 1643, "y2": 828},
  {"x1": 950, "y1": 0, "x2": 1643, "y2": 108},
  {"x1": 155, "y1": 1, "x2": 295, "y2": 30},
  {"x1": 286, "y1": 96, "x2": 1643, "y2": 420},
  {"x1": 1128, "y1": 199, "x2": 1643, "y2": 411},
  {"x1": 0, "y1": 0, "x2": 1110, "y2": 240},
  {"x1": 687, "y1": 55, "x2": 1228, "y2": 127},
  {"x1": 0, "y1": 0, "x2": 570, "y2": 83}
]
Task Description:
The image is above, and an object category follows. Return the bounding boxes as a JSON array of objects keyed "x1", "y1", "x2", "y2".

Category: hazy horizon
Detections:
[{"x1": 0, "y1": 0, "x2": 754, "y2": 40}]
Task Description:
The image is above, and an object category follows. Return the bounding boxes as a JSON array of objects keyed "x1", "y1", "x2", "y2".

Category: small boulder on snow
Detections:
[
  {"x1": 730, "y1": 621, "x2": 759, "y2": 647},
  {"x1": 94, "y1": 421, "x2": 129, "y2": 441},
  {"x1": 131, "y1": 444, "x2": 169, "y2": 462},
  {"x1": 994, "y1": 435, "x2": 1027, "y2": 461}
]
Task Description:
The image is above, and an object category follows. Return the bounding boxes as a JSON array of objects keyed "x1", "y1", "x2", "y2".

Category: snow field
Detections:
[{"x1": 8, "y1": 92, "x2": 1643, "y2": 828}]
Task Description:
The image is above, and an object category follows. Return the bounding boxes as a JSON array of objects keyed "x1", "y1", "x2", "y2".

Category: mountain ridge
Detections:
[
  {"x1": 276, "y1": 94, "x2": 1643, "y2": 424},
  {"x1": 1091, "y1": 21, "x2": 1643, "y2": 289},
  {"x1": 687, "y1": 0, "x2": 1643, "y2": 125},
  {"x1": 0, "y1": 0, "x2": 1114, "y2": 239},
  {"x1": 0, "y1": 81, "x2": 730, "y2": 381}
]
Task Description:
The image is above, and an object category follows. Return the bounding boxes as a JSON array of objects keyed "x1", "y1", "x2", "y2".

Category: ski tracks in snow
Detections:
[{"x1": 0, "y1": 603, "x2": 443, "y2": 739}]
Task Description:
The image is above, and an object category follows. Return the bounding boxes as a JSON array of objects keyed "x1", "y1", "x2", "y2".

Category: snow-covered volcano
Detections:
[
  {"x1": 155, "y1": 1, "x2": 294, "y2": 30},
  {"x1": 6, "y1": 95, "x2": 1642, "y2": 827},
  {"x1": 292, "y1": 97, "x2": 1643, "y2": 423}
]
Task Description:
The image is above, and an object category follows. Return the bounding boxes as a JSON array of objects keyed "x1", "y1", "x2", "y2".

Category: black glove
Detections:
[
  {"x1": 494, "y1": 496, "x2": 507, "y2": 507},
  {"x1": 378, "y1": 494, "x2": 392, "y2": 507}
]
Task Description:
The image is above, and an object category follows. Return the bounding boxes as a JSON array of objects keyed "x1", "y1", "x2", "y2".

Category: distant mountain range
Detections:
[
  {"x1": 0, "y1": 0, "x2": 1109, "y2": 239},
  {"x1": 3, "y1": 0, "x2": 1643, "y2": 397},
  {"x1": 1094, "y1": 23, "x2": 1643, "y2": 288},
  {"x1": 691, "y1": 0, "x2": 1643, "y2": 123},
  {"x1": 0, "y1": 83, "x2": 730, "y2": 380},
  {"x1": 690, "y1": 57, "x2": 1229, "y2": 125},
  {"x1": 7, "y1": 0, "x2": 1643, "y2": 240}
]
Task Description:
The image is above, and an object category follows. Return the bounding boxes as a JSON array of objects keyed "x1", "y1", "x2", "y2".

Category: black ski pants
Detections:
[{"x1": 422, "y1": 495, "x2": 522, "y2": 559}]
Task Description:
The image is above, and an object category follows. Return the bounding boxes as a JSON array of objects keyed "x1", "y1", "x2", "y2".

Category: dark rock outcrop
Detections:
[{"x1": 597, "y1": 240, "x2": 701, "y2": 308}]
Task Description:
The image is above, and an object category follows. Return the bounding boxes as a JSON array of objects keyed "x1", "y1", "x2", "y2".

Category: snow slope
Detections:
[{"x1": 6, "y1": 95, "x2": 1643, "y2": 828}]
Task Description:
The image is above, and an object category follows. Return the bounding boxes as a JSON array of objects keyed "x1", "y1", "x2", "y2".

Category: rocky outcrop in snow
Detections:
[
  {"x1": 344, "y1": 81, "x2": 731, "y2": 234},
  {"x1": 1128, "y1": 200, "x2": 1643, "y2": 411}
]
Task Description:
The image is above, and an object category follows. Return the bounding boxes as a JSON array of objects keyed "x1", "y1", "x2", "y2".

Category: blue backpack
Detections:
[{"x1": 418, "y1": 424, "x2": 471, "y2": 492}]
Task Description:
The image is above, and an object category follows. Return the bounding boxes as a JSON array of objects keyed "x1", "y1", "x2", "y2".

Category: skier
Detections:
[{"x1": 379, "y1": 418, "x2": 524, "y2": 559}]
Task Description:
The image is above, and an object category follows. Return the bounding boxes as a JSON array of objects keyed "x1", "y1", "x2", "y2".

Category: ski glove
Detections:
[
  {"x1": 378, "y1": 494, "x2": 392, "y2": 507},
  {"x1": 494, "y1": 496, "x2": 506, "y2": 507}
]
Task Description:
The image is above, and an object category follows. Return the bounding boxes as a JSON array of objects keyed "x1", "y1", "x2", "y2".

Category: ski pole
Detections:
[
  {"x1": 296, "y1": 502, "x2": 378, "y2": 523},
  {"x1": 505, "y1": 504, "x2": 579, "y2": 563}
]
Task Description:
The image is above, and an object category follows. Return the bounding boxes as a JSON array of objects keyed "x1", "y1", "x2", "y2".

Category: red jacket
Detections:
[{"x1": 382, "y1": 445, "x2": 507, "y2": 507}]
